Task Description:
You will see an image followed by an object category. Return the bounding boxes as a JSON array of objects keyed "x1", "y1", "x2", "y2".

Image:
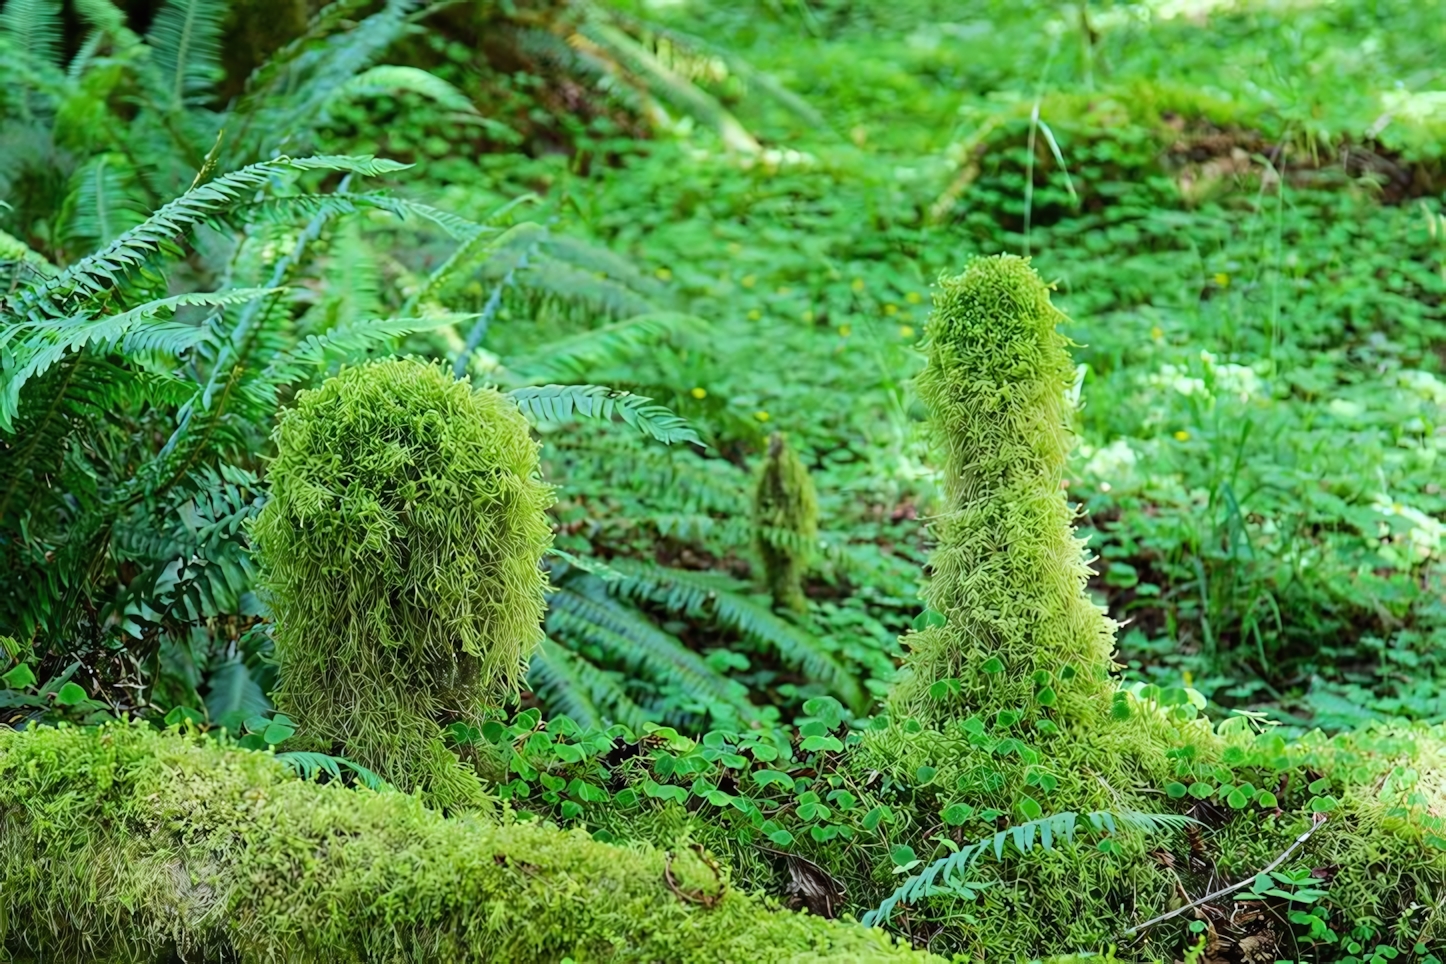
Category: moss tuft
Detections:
[
  {"x1": 754, "y1": 432, "x2": 820, "y2": 614},
  {"x1": 889, "y1": 255, "x2": 1115, "y2": 728},
  {"x1": 250, "y1": 358, "x2": 554, "y2": 804}
]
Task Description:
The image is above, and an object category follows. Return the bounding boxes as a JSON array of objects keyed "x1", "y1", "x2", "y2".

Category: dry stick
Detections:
[{"x1": 1122, "y1": 815, "x2": 1328, "y2": 937}]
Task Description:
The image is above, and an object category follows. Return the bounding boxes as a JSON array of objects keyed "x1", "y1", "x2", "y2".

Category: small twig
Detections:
[
  {"x1": 1123, "y1": 814, "x2": 1327, "y2": 937},
  {"x1": 663, "y1": 844, "x2": 725, "y2": 909}
]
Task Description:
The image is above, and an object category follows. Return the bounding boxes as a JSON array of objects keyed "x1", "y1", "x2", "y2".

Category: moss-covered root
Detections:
[
  {"x1": 889, "y1": 255, "x2": 1116, "y2": 728},
  {"x1": 250, "y1": 359, "x2": 554, "y2": 806},
  {"x1": 0, "y1": 724, "x2": 935, "y2": 964},
  {"x1": 754, "y1": 432, "x2": 820, "y2": 614}
]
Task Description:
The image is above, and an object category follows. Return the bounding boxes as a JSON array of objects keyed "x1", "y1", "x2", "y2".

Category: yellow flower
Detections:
[
  {"x1": 850, "y1": 278, "x2": 865, "y2": 293},
  {"x1": 1182, "y1": 670, "x2": 1194, "y2": 686},
  {"x1": 741, "y1": 274, "x2": 757, "y2": 289},
  {"x1": 691, "y1": 387, "x2": 707, "y2": 400},
  {"x1": 1150, "y1": 326, "x2": 1164, "y2": 341},
  {"x1": 1213, "y1": 272, "x2": 1230, "y2": 287},
  {"x1": 1173, "y1": 430, "x2": 1190, "y2": 441},
  {"x1": 905, "y1": 291, "x2": 922, "y2": 304},
  {"x1": 899, "y1": 325, "x2": 915, "y2": 338},
  {"x1": 747, "y1": 309, "x2": 762, "y2": 321},
  {"x1": 838, "y1": 324, "x2": 853, "y2": 337},
  {"x1": 801, "y1": 309, "x2": 815, "y2": 322},
  {"x1": 754, "y1": 410, "x2": 770, "y2": 422},
  {"x1": 655, "y1": 267, "x2": 672, "y2": 281},
  {"x1": 883, "y1": 303, "x2": 898, "y2": 316}
]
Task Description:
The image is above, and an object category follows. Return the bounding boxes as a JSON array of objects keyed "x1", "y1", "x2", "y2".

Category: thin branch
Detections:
[{"x1": 1123, "y1": 814, "x2": 1328, "y2": 937}]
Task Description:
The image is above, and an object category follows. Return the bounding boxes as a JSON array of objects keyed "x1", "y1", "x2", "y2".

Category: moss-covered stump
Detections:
[
  {"x1": 251, "y1": 359, "x2": 554, "y2": 807},
  {"x1": 754, "y1": 432, "x2": 820, "y2": 614},
  {"x1": 0, "y1": 723, "x2": 934, "y2": 964}
]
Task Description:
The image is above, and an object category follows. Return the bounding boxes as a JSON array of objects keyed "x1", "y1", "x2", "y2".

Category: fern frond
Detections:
[
  {"x1": 508, "y1": 384, "x2": 701, "y2": 446},
  {"x1": 405, "y1": 220, "x2": 546, "y2": 312},
  {"x1": 335, "y1": 65, "x2": 481, "y2": 116},
  {"x1": 0, "y1": 0, "x2": 62, "y2": 70},
  {"x1": 60, "y1": 153, "x2": 150, "y2": 254},
  {"x1": 72, "y1": 0, "x2": 143, "y2": 51},
  {"x1": 617, "y1": 14, "x2": 827, "y2": 130},
  {"x1": 201, "y1": 657, "x2": 270, "y2": 729},
  {"x1": 251, "y1": 0, "x2": 423, "y2": 157},
  {"x1": 1, "y1": 288, "x2": 278, "y2": 430},
  {"x1": 528, "y1": 637, "x2": 649, "y2": 732},
  {"x1": 513, "y1": 257, "x2": 657, "y2": 321},
  {"x1": 547, "y1": 581, "x2": 758, "y2": 723},
  {"x1": 572, "y1": 19, "x2": 760, "y2": 153},
  {"x1": 9, "y1": 155, "x2": 407, "y2": 325},
  {"x1": 275, "y1": 751, "x2": 390, "y2": 791},
  {"x1": 505, "y1": 312, "x2": 706, "y2": 384},
  {"x1": 862, "y1": 809, "x2": 1198, "y2": 928},
  {"x1": 606, "y1": 558, "x2": 864, "y2": 710},
  {"x1": 145, "y1": 0, "x2": 227, "y2": 111},
  {"x1": 0, "y1": 0, "x2": 66, "y2": 120},
  {"x1": 268, "y1": 313, "x2": 474, "y2": 380}
]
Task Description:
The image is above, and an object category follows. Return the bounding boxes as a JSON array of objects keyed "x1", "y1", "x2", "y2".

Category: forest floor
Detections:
[{"x1": 342, "y1": 0, "x2": 1446, "y2": 732}]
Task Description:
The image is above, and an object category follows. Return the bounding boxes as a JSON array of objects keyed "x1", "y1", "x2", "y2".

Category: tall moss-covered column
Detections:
[
  {"x1": 250, "y1": 359, "x2": 554, "y2": 805},
  {"x1": 888, "y1": 256, "x2": 1116, "y2": 728}
]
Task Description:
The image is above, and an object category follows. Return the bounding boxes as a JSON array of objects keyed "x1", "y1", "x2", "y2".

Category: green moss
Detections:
[
  {"x1": 0, "y1": 723, "x2": 934, "y2": 964},
  {"x1": 754, "y1": 432, "x2": 820, "y2": 614},
  {"x1": 889, "y1": 256, "x2": 1116, "y2": 728},
  {"x1": 250, "y1": 359, "x2": 554, "y2": 805}
]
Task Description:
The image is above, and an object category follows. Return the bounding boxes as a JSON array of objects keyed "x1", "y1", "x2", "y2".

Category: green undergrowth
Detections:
[
  {"x1": 0, "y1": 721, "x2": 932, "y2": 964},
  {"x1": 459, "y1": 259, "x2": 1446, "y2": 960}
]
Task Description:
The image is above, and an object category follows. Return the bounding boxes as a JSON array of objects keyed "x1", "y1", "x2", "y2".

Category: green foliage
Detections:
[
  {"x1": 863, "y1": 809, "x2": 1199, "y2": 927},
  {"x1": 4, "y1": 1, "x2": 1446, "y2": 961},
  {"x1": 0, "y1": 153, "x2": 414, "y2": 719},
  {"x1": 251, "y1": 358, "x2": 554, "y2": 802},
  {"x1": 754, "y1": 432, "x2": 820, "y2": 614},
  {"x1": 509, "y1": 382, "x2": 702, "y2": 446}
]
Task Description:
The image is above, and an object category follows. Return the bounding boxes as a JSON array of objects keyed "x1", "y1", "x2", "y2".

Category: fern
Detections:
[
  {"x1": 275, "y1": 751, "x2": 390, "y2": 791},
  {"x1": 605, "y1": 558, "x2": 864, "y2": 711},
  {"x1": 336, "y1": 65, "x2": 482, "y2": 117},
  {"x1": 528, "y1": 637, "x2": 649, "y2": 732},
  {"x1": 546, "y1": 576, "x2": 760, "y2": 726},
  {"x1": 862, "y1": 810, "x2": 1199, "y2": 928},
  {"x1": 573, "y1": 18, "x2": 760, "y2": 153},
  {"x1": 508, "y1": 384, "x2": 701, "y2": 446},
  {"x1": 8, "y1": 154, "x2": 407, "y2": 324},
  {"x1": 60, "y1": 153, "x2": 149, "y2": 253},
  {"x1": 505, "y1": 312, "x2": 705, "y2": 384},
  {"x1": 145, "y1": 0, "x2": 227, "y2": 112},
  {"x1": 1, "y1": 287, "x2": 279, "y2": 427}
]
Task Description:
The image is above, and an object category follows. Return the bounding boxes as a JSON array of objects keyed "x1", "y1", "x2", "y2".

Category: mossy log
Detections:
[{"x1": 0, "y1": 723, "x2": 932, "y2": 964}]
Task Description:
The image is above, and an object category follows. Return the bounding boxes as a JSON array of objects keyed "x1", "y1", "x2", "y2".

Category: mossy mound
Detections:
[
  {"x1": 0, "y1": 722, "x2": 935, "y2": 964},
  {"x1": 250, "y1": 358, "x2": 554, "y2": 805}
]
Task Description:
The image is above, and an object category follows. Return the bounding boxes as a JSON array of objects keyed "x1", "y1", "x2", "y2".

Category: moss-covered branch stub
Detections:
[
  {"x1": 889, "y1": 255, "x2": 1116, "y2": 728},
  {"x1": 250, "y1": 359, "x2": 554, "y2": 805},
  {"x1": 754, "y1": 432, "x2": 820, "y2": 614}
]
